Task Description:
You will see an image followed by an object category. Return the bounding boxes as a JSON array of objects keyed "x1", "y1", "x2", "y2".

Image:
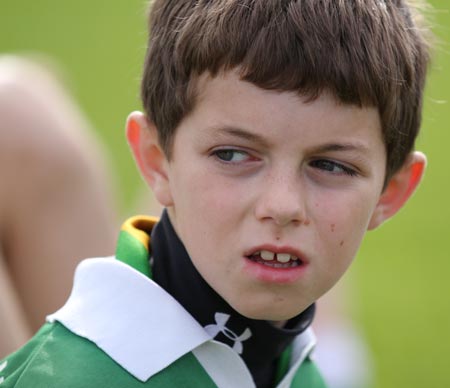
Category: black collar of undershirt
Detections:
[{"x1": 151, "y1": 210, "x2": 315, "y2": 388}]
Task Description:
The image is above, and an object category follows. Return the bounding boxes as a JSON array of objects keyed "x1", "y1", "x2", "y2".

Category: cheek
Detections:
[
  {"x1": 312, "y1": 191, "x2": 376, "y2": 255},
  {"x1": 182, "y1": 170, "x2": 252, "y2": 217},
  {"x1": 171, "y1": 170, "x2": 244, "y2": 240}
]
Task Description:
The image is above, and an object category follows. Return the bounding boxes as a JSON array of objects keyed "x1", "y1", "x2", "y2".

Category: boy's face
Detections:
[{"x1": 129, "y1": 71, "x2": 420, "y2": 323}]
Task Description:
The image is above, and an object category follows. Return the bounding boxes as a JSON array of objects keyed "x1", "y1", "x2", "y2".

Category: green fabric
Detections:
[
  {"x1": 273, "y1": 344, "x2": 327, "y2": 388},
  {"x1": 274, "y1": 343, "x2": 292, "y2": 385},
  {"x1": 115, "y1": 230, "x2": 152, "y2": 277},
  {"x1": 0, "y1": 322, "x2": 216, "y2": 388},
  {"x1": 0, "y1": 322, "x2": 327, "y2": 387},
  {"x1": 290, "y1": 357, "x2": 328, "y2": 388}
]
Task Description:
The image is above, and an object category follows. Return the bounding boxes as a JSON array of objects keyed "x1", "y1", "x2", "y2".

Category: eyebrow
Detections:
[
  {"x1": 208, "y1": 125, "x2": 371, "y2": 154},
  {"x1": 311, "y1": 142, "x2": 371, "y2": 154},
  {"x1": 208, "y1": 125, "x2": 271, "y2": 147}
]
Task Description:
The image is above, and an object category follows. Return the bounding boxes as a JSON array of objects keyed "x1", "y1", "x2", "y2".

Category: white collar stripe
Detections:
[{"x1": 47, "y1": 258, "x2": 211, "y2": 382}]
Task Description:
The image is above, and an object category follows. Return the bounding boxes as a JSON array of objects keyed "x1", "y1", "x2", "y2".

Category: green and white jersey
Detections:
[{"x1": 0, "y1": 216, "x2": 327, "y2": 388}]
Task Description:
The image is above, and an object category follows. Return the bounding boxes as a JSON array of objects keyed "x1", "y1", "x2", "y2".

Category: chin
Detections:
[{"x1": 232, "y1": 300, "x2": 307, "y2": 322}]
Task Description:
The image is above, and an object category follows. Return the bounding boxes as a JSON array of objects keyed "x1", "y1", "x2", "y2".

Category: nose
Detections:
[{"x1": 253, "y1": 170, "x2": 307, "y2": 227}]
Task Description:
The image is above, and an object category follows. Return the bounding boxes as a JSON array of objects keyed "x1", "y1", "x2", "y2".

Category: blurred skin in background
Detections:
[
  {"x1": 0, "y1": 56, "x2": 117, "y2": 354},
  {"x1": 0, "y1": 56, "x2": 372, "y2": 388}
]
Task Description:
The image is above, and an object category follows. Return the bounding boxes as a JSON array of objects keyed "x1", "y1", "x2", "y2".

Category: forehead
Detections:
[{"x1": 182, "y1": 70, "x2": 383, "y2": 147}]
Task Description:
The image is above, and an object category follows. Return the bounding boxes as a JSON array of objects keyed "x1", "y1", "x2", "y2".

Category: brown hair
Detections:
[{"x1": 141, "y1": 0, "x2": 431, "y2": 181}]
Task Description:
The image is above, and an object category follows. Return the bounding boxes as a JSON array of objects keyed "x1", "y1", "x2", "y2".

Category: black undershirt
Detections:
[{"x1": 151, "y1": 210, "x2": 315, "y2": 388}]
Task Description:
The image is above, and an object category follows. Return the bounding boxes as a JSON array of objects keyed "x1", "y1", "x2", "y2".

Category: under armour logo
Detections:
[{"x1": 204, "y1": 312, "x2": 252, "y2": 354}]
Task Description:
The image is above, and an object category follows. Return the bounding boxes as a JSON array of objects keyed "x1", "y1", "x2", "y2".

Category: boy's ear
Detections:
[
  {"x1": 368, "y1": 151, "x2": 426, "y2": 230},
  {"x1": 126, "y1": 111, "x2": 174, "y2": 207}
]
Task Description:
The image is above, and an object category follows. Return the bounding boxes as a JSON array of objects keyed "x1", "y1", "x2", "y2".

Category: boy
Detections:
[{"x1": 0, "y1": 0, "x2": 430, "y2": 387}]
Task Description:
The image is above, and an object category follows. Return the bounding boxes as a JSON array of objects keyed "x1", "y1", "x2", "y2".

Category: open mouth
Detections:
[{"x1": 246, "y1": 250, "x2": 303, "y2": 269}]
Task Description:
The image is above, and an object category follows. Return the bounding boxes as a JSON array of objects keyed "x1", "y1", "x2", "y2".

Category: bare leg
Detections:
[{"x1": 0, "y1": 56, "x2": 117, "y2": 355}]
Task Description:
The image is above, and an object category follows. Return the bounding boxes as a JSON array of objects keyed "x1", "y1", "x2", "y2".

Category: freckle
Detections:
[
  {"x1": 330, "y1": 223, "x2": 335, "y2": 232},
  {"x1": 276, "y1": 236, "x2": 280, "y2": 241},
  {"x1": 340, "y1": 240, "x2": 344, "y2": 247}
]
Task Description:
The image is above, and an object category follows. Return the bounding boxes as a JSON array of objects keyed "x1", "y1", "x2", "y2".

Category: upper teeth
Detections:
[
  {"x1": 277, "y1": 253, "x2": 291, "y2": 263},
  {"x1": 259, "y1": 250, "x2": 297, "y2": 263},
  {"x1": 260, "y1": 250, "x2": 275, "y2": 261}
]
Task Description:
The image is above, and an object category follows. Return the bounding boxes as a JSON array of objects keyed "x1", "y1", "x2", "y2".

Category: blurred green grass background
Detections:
[{"x1": 1, "y1": 1, "x2": 449, "y2": 387}]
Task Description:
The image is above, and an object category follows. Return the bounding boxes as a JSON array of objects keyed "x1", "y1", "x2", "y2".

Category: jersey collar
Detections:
[{"x1": 47, "y1": 257, "x2": 211, "y2": 382}]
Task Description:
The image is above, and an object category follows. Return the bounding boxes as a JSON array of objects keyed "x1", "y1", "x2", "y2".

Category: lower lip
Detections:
[{"x1": 242, "y1": 257, "x2": 308, "y2": 284}]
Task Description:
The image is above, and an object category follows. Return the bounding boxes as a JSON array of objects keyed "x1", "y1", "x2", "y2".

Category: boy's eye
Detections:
[
  {"x1": 213, "y1": 149, "x2": 252, "y2": 163},
  {"x1": 310, "y1": 159, "x2": 357, "y2": 176}
]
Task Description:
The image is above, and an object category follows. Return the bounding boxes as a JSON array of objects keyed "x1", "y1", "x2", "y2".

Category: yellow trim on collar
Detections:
[{"x1": 120, "y1": 215, "x2": 159, "y2": 251}]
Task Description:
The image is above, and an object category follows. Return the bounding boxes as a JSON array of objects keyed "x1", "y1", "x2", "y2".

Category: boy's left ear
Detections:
[{"x1": 368, "y1": 151, "x2": 426, "y2": 230}]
